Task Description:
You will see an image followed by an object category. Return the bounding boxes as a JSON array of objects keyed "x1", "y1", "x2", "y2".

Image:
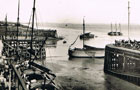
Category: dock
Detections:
[{"x1": 104, "y1": 44, "x2": 140, "y2": 86}]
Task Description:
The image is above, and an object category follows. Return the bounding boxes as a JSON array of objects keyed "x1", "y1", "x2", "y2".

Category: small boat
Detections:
[
  {"x1": 63, "y1": 40, "x2": 67, "y2": 44},
  {"x1": 68, "y1": 17, "x2": 97, "y2": 58},
  {"x1": 108, "y1": 23, "x2": 123, "y2": 36},
  {"x1": 80, "y1": 32, "x2": 95, "y2": 39},
  {"x1": 79, "y1": 19, "x2": 95, "y2": 39},
  {"x1": 21, "y1": 63, "x2": 56, "y2": 90}
]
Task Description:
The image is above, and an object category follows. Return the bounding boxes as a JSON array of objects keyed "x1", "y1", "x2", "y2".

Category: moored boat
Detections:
[
  {"x1": 80, "y1": 32, "x2": 95, "y2": 39},
  {"x1": 68, "y1": 47, "x2": 95, "y2": 58},
  {"x1": 108, "y1": 23, "x2": 123, "y2": 36},
  {"x1": 68, "y1": 17, "x2": 97, "y2": 58},
  {"x1": 1, "y1": 0, "x2": 58, "y2": 89},
  {"x1": 84, "y1": 44, "x2": 105, "y2": 58},
  {"x1": 79, "y1": 17, "x2": 95, "y2": 39}
]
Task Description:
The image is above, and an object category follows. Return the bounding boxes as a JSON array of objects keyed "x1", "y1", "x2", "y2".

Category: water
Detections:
[
  {"x1": 1, "y1": 23, "x2": 140, "y2": 89},
  {"x1": 39, "y1": 23, "x2": 140, "y2": 90}
]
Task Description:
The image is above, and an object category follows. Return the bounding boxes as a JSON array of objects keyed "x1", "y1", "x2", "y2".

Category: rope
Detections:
[
  {"x1": 69, "y1": 35, "x2": 79, "y2": 48},
  {"x1": 35, "y1": 12, "x2": 38, "y2": 29}
]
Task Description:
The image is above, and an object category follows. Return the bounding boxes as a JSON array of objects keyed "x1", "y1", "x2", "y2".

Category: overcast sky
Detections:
[{"x1": 0, "y1": 0, "x2": 140, "y2": 24}]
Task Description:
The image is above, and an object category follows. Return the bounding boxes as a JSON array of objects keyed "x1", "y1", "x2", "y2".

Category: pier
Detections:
[
  {"x1": 2, "y1": 57, "x2": 56, "y2": 90},
  {"x1": 104, "y1": 44, "x2": 140, "y2": 86},
  {"x1": 5, "y1": 58, "x2": 28, "y2": 90}
]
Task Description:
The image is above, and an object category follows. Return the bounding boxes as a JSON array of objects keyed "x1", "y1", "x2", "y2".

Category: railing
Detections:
[{"x1": 104, "y1": 44, "x2": 140, "y2": 86}]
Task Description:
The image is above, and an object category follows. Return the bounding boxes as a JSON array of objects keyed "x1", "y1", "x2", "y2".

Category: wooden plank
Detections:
[{"x1": 11, "y1": 64, "x2": 28, "y2": 90}]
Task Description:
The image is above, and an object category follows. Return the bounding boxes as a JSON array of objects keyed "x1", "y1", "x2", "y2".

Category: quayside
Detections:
[
  {"x1": 0, "y1": 0, "x2": 58, "y2": 89},
  {"x1": 104, "y1": 42, "x2": 140, "y2": 86}
]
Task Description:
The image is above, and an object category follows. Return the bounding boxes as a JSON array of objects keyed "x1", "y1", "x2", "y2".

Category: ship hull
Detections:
[
  {"x1": 108, "y1": 32, "x2": 123, "y2": 36},
  {"x1": 80, "y1": 32, "x2": 94, "y2": 39},
  {"x1": 84, "y1": 45, "x2": 105, "y2": 58},
  {"x1": 68, "y1": 47, "x2": 104, "y2": 58}
]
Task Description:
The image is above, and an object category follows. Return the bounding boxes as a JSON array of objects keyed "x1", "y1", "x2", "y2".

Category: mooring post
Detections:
[
  {"x1": 8, "y1": 69, "x2": 11, "y2": 90},
  {"x1": 123, "y1": 53, "x2": 126, "y2": 72},
  {"x1": 104, "y1": 49, "x2": 107, "y2": 71}
]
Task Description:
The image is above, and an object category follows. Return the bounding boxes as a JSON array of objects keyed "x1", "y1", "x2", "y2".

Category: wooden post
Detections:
[
  {"x1": 9, "y1": 69, "x2": 11, "y2": 90},
  {"x1": 15, "y1": 76, "x2": 18, "y2": 90},
  {"x1": 104, "y1": 50, "x2": 107, "y2": 71},
  {"x1": 123, "y1": 53, "x2": 126, "y2": 72}
]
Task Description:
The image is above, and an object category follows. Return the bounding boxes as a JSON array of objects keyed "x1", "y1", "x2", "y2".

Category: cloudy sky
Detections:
[{"x1": 0, "y1": 0, "x2": 140, "y2": 24}]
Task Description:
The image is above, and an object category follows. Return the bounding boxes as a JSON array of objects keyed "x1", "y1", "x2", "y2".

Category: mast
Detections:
[
  {"x1": 15, "y1": 0, "x2": 20, "y2": 60},
  {"x1": 31, "y1": 0, "x2": 36, "y2": 51},
  {"x1": 5, "y1": 15, "x2": 7, "y2": 39},
  {"x1": 83, "y1": 16, "x2": 85, "y2": 48},
  {"x1": 111, "y1": 23, "x2": 112, "y2": 32},
  {"x1": 17, "y1": 0, "x2": 20, "y2": 41},
  {"x1": 128, "y1": 1, "x2": 130, "y2": 40},
  {"x1": 119, "y1": 23, "x2": 121, "y2": 32},
  {"x1": 115, "y1": 23, "x2": 117, "y2": 32},
  {"x1": 30, "y1": 0, "x2": 36, "y2": 61}
]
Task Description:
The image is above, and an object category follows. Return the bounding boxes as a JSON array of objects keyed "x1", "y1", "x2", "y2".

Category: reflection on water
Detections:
[
  {"x1": 42, "y1": 24, "x2": 140, "y2": 90},
  {"x1": 45, "y1": 41, "x2": 136, "y2": 90},
  {"x1": 45, "y1": 39, "x2": 58, "y2": 48}
]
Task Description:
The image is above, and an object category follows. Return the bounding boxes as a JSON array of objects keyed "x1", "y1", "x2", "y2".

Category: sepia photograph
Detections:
[{"x1": 0, "y1": 0, "x2": 140, "y2": 90}]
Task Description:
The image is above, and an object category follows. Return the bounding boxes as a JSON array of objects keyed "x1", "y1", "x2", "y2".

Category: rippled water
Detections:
[
  {"x1": 39, "y1": 23, "x2": 140, "y2": 90},
  {"x1": 2, "y1": 23, "x2": 140, "y2": 90}
]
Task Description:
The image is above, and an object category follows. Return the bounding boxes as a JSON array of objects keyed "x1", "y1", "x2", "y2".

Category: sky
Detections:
[{"x1": 0, "y1": 0, "x2": 140, "y2": 24}]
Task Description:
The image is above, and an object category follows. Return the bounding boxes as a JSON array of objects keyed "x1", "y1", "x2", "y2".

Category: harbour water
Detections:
[
  {"x1": 1, "y1": 23, "x2": 140, "y2": 90},
  {"x1": 38, "y1": 23, "x2": 140, "y2": 90}
]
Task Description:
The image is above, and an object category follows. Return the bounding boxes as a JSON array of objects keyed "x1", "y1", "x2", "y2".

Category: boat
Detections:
[
  {"x1": 21, "y1": 61, "x2": 56, "y2": 90},
  {"x1": 83, "y1": 44, "x2": 105, "y2": 58},
  {"x1": 80, "y1": 32, "x2": 95, "y2": 39},
  {"x1": 63, "y1": 40, "x2": 67, "y2": 44},
  {"x1": 108, "y1": 23, "x2": 123, "y2": 36},
  {"x1": 1, "y1": 0, "x2": 57, "y2": 89},
  {"x1": 68, "y1": 17, "x2": 96, "y2": 58},
  {"x1": 79, "y1": 18, "x2": 95, "y2": 39},
  {"x1": 104, "y1": 2, "x2": 140, "y2": 86},
  {"x1": 2, "y1": 1, "x2": 46, "y2": 60},
  {"x1": 23, "y1": 0, "x2": 57, "y2": 89}
]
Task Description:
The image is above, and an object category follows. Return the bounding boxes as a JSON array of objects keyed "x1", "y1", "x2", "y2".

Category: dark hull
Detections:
[
  {"x1": 68, "y1": 48, "x2": 94, "y2": 58},
  {"x1": 80, "y1": 33, "x2": 94, "y2": 39},
  {"x1": 84, "y1": 45, "x2": 105, "y2": 58},
  {"x1": 68, "y1": 47, "x2": 104, "y2": 58},
  {"x1": 108, "y1": 32, "x2": 123, "y2": 36}
]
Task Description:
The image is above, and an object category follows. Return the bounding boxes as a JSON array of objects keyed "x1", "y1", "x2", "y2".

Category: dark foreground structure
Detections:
[{"x1": 104, "y1": 44, "x2": 140, "y2": 86}]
